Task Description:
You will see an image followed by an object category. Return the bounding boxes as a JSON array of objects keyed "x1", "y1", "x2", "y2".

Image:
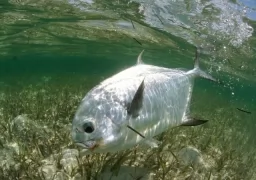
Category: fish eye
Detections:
[{"x1": 83, "y1": 122, "x2": 94, "y2": 133}]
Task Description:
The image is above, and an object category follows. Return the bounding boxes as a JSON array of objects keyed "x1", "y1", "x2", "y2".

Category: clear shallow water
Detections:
[{"x1": 0, "y1": 0, "x2": 256, "y2": 179}]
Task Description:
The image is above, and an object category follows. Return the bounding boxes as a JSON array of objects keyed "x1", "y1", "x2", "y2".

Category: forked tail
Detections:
[{"x1": 186, "y1": 48, "x2": 217, "y2": 82}]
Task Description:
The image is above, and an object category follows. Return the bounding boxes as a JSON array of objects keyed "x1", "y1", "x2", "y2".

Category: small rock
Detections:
[
  {"x1": 12, "y1": 114, "x2": 53, "y2": 149},
  {"x1": 54, "y1": 171, "x2": 69, "y2": 180},
  {"x1": 5, "y1": 142, "x2": 20, "y2": 155},
  {"x1": 39, "y1": 154, "x2": 58, "y2": 180},
  {"x1": 40, "y1": 165, "x2": 57, "y2": 180},
  {"x1": 62, "y1": 149, "x2": 79, "y2": 158},
  {"x1": 72, "y1": 173, "x2": 82, "y2": 180},
  {"x1": 60, "y1": 157, "x2": 78, "y2": 175},
  {"x1": 12, "y1": 114, "x2": 31, "y2": 131},
  {"x1": 0, "y1": 142, "x2": 20, "y2": 171},
  {"x1": 38, "y1": 149, "x2": 84, "y2": 179},
  {"x1": 60, "y1": 149, "x2": 79, "y2": 175},
  {"x1": 12, "y1": 114, "x2": 37, "y2": 142},
  {"x1": 177, "y1": 146, "x2": 205, "y2": 167}
]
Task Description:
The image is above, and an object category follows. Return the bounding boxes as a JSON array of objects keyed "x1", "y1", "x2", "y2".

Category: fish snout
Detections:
[
  {"x1": 72, "y1": 127, "x2": 100, "y2": 150},
  {"x1": 75, "y1": 140, "x2": 99, "y2": 151}
]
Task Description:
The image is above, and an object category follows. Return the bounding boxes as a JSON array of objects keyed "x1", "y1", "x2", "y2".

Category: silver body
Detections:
[{"x1": 72, "y1": 61, "x2": 199, "y2": 153}]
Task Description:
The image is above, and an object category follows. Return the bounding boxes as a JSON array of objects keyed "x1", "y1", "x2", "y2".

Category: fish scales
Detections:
[
  {"x1": 100, "y1": 66, "x2": 191, "y2": 150},
  {"x1": 83, "y1": 66, "x2": 190, "y2": 137}
]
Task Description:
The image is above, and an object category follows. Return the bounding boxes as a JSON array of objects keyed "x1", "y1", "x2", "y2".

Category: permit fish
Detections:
[{"x1": 72, "y1": 49, "x2": 216, "y2": 153}]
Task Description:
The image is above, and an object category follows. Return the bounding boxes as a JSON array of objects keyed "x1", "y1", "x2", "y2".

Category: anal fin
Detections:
[{"x1": 180, "y1": 117, "x2": 208, "y2": 126}]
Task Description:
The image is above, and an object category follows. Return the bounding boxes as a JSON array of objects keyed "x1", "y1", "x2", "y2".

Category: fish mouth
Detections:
[{"x1": 75, "y1": 140, "x2": 99, "y2": 151}]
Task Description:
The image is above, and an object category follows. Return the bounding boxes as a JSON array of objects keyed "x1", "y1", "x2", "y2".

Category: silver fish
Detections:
[{"x1": 72, "y1": 49, "x2": 216, "y2": 153}]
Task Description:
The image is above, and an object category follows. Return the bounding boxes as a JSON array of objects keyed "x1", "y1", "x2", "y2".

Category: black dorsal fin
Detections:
[{"x1": 127, "y1": 79, "x2": 145, "y2": 118}]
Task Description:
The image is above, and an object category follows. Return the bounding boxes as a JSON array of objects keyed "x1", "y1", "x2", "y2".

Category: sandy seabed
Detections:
[{"x1": 0, "y1": 77, "x2": 255, "y2": 180}]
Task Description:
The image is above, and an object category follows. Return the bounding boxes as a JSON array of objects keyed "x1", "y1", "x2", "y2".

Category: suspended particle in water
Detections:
[{"x1": 236, "y1": 108, "x2": 251, "y2": 114}]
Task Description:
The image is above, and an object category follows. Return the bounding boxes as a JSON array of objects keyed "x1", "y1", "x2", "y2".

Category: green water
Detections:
[{"x1": 1, "y1": 0, "x2": 256, "y2": 179}]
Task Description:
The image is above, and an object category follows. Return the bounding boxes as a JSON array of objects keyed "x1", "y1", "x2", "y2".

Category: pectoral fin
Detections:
[
  {"x1": 127, "y1": 125, "x2": 145, "y2": 138},
  {"x1": 127, "y1": 125, "x2": 159, "y2": 148},
  {"x1": 180, "y1": 118, "x2": 208, "y2": 126},
  {"x1": 127, "y1": 79, "x2": 145, "y2": 118}
]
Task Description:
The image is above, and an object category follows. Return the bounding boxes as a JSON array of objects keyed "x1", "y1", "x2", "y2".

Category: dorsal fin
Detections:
[
  {"x1": 137, "y1": 50, "x2": 145, "y2": 65},
  {"x1": 127, "y1": 79, "x2": 145, "y2": 118}
]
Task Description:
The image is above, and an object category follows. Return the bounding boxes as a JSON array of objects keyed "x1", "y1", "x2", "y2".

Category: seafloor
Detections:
[{"x1": 0, "y1": 75, "x2": 255, "y2": 180}]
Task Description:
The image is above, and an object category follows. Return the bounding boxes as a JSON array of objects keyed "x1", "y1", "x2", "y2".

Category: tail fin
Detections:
[{"x1": 186, "y1": 48, "x2": 217, "y2": 82}]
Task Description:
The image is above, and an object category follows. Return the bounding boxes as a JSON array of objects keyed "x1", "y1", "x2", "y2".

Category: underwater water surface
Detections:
[{"x1": 0, "y1": 0, "x2": 256, "y2": 179}]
